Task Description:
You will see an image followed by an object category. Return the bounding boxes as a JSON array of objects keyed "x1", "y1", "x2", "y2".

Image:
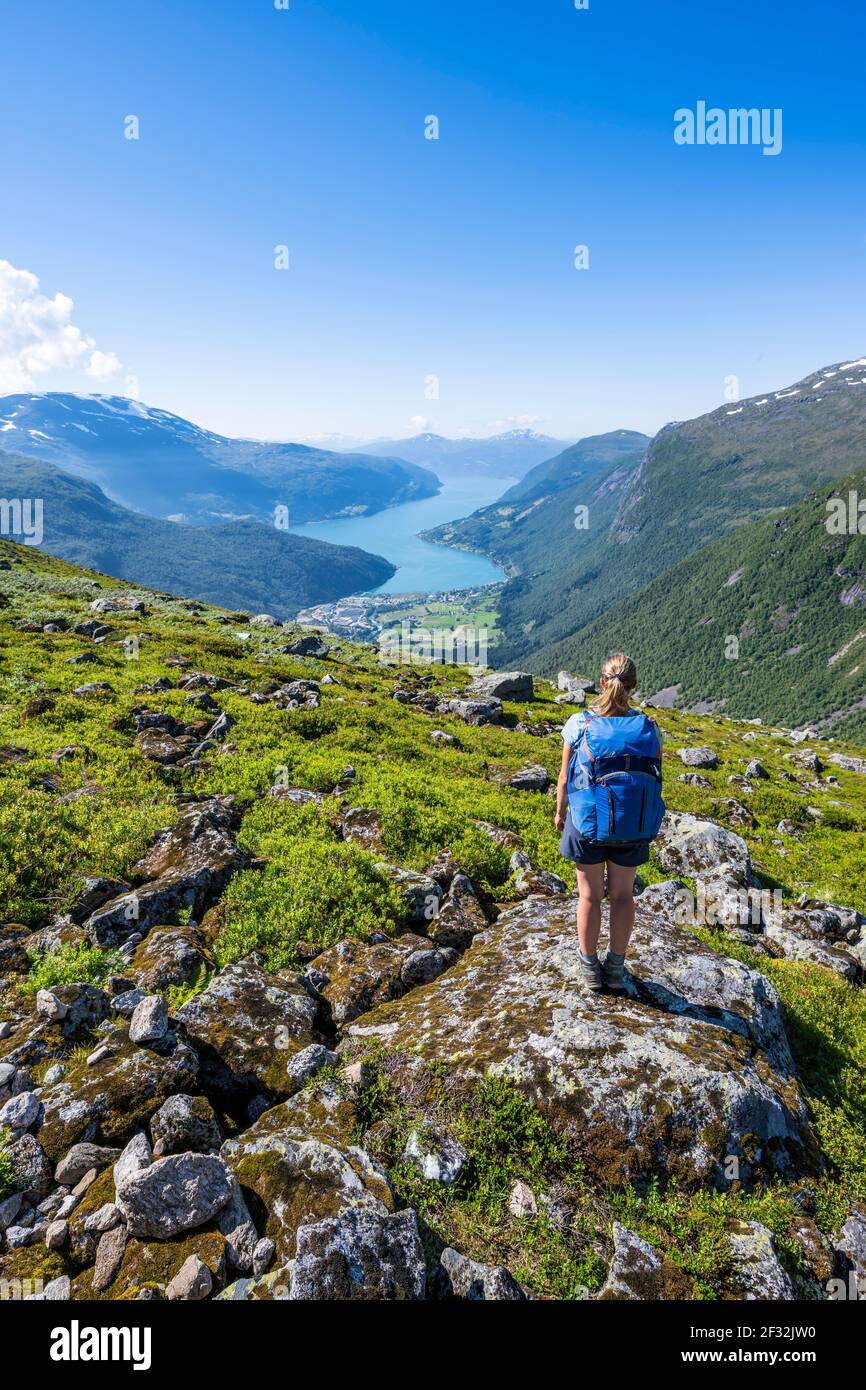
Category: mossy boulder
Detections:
[
  {"x1": 313, "y1": 933, "x2": 449, "y2": 1026},
  {"x1": 174, "y1": 956, "x2": 319, "y2": 1111},
  {"x1": 344, "y1": 892, "x2": 818, "y2": 1189},
  {"x1": 221, "y1": 1102, "x2": 393, "y2": 1265},
  {"x1": 72, "y1": 1228, "x2": 228, "y2": 1300},
  {"x1": 129, "y1": 925, "x2": 215, "y2": 992},
  {"x1": 84, "y1": 798, "x2": 246, "y2": 947},
  {"x1": 36, "y1": 1032, "x2": 199, "y2": 1163}
]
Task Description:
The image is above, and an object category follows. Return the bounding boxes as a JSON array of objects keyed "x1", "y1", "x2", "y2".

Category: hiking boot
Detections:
[
  {"x1": 601, "y1": 951, "x2": 627, "y2": 993},
  {"x1": 578, "y1": 952, "x2": 603, "y2": 992}
]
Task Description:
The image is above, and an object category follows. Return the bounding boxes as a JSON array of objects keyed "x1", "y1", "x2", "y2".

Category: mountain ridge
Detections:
[
  {"x1": 0, "y1": 393, "x2": 439, "y2": 525},
  {"x1": 0, "y1": 450, "x2": 396, "y2": 616}
]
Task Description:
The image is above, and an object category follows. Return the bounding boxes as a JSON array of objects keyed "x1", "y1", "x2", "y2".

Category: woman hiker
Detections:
[{"x1": 554, "y1": 653, "x2": 665, "y2": 993}]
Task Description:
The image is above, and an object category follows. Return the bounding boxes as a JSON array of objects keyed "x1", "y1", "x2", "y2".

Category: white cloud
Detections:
[
  {"x1": 0, "y1": 259, "x2": 125, "y2": 393},
  {"x1": 408, "y1": 415, "x2": 430, "y2": 431},
  {"x1": 86, "y1": 349, "x2": 123, "y2": 380}
]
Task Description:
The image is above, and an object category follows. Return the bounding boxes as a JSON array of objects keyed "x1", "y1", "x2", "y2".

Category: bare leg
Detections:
[
  {"x1": 606, "y1": 862, "x2": 637, "y2": 954},
  {"x1": 576, "y1": 863, "x2": 606, "y2": 955}
]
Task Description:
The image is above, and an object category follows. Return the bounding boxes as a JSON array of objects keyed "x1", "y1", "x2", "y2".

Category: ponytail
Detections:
[{"x1": 591, "y1": 652, "x2": 637, "y2": 717}]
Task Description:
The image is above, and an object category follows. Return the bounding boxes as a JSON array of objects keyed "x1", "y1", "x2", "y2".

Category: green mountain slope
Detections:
[
  {"x1": 0, "y1": 451, "x2": 395, "y2": 615},
  {"x1": 429, "y1": 360, "x2": 866, "y2": 673},
  {"x1": 1, "y1": 540, "x2": 866, "y2": 1302},
  {"x1": 535, "y1": 473, "x2": 866, "y2": 742}
]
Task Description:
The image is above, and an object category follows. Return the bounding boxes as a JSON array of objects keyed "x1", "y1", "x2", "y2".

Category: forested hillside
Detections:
[{"x1": 537, "y1": 472, "x2": 866, "y2": 741}]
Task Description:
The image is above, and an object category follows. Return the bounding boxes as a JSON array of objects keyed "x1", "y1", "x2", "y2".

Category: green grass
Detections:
[
  {"x1": 342, "y1": 1057, "x2": 605, "y2": 1299},
  {"x1": 0, "y1": 1128, "x2": 16, "y2": 1201},
  {"x1": 3, "y1": 536, "x2": 866, "y2": 1299},
  {"x1": 216, "y1": 837, "x2": 410, "y2": 971},
  {"x1": 20, "y1": 940, "x2": 123, "y2": 995}
]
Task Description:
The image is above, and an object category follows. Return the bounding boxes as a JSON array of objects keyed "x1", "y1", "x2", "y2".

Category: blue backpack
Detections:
[{"x1": 566, "y1": 710, "x2": 664, "y2": 844}]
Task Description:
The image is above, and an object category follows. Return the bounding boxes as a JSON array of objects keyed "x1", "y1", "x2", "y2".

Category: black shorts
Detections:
[{"x1": 559, "y1": 819, "x2": 650, "y2": 868}]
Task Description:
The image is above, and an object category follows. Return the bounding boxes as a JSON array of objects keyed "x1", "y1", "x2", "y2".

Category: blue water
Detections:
[{"x1": 290, "y1": 474, "x2": 512, "y2": 594}]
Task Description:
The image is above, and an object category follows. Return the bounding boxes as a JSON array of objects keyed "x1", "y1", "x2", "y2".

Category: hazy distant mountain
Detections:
[
  {"x1": 0, "y1": 451, "x2": 395, "y2": 616},
  {"x1": 0, "y1": 394, "x2": 439, "y2": 525},
  {"x1": 498, "y1": 429, "x2": 651, "y2": 503},
  {"x1": 353, "y1": 429, "x2": 573, "y2": 480}
]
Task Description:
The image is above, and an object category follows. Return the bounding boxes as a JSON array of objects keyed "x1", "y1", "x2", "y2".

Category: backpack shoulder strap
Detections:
[
  {"x1": 578, "y1": 709, "x2": 595, "y2": 770},
  {"x1": 643, "y1": 714, "x2": 663, "y2": 762}
]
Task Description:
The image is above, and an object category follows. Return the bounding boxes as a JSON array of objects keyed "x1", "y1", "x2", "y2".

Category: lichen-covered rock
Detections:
[
  {"x1": 54, "y1": 1142, "x2": 119, "y2": 1186},
  {"x1": 373, "y1": 862, "x2": 442, "y2": 926},
  {"x1": 437, "y1": 1246, "x2": 525, "y2": 1300},
  {"x1": 403, "y1": 1129, "x2": 467, "y2": 1185},
  {"x1": 129, "y1": 994, "x2": 169, "y2": 1046},
  {"x1": 84, "y1": 798, "x2": 246, "y2": 947},
  {"x1": 113, "y1": 1132, "x2": 153, "y2": 1192},
  {"x1": 312, "y1": 934, "x2": 448, "y2": 1026},
  {"x1": 341, "y1": 808, "x2": 387, "y2": 854},
  {"x1": 150, "y1": 1094, "x2": 222, "y2": 1157},
  {"x1": 116, "y1": 1152, "x2": 233, "y2": 1239},
  {"x1": 6, "y1": 1133, "x2": 53, "y2": 1198},
  {"x1": 469, "y1": 671, "x2": 533, "y2": 701},
  {"x1": 285, "y1": 1043, "x2": 339, "y2": 1092},
  {"x1": 129, "y1": 925, "x2": 215, "y2": 992},
  {"x1": 727, "y1": 1220, "x2": 796, "y2": 1300},
  {"x1": 290, "y1": 1207, "x2": 426, "y2": 1301},
  {"x1": 598, "y1": 1223, "x2": 693, "y2": 1300},
  {"x1": 509, "y1": 851, "x2": 568, "y2": 898},
  {"x1": 833, "y1": 1203, "x2": 866, "y2": 1279},
  {"x1": 828, "y1": 752, "x2": 866, "y2": 776},
  {"x1": 214, "y1": 1174, "x2": 259, "y2": 1273},
  {"x1": 36, "y1": 1034, "x2": 199, "y2": 1163},
  {"x1": 0, "y1": 923, "x2": 34, "y2": 977},
  {"x1": 427, "y1": 873, "x2": 490, "y2": 951},
  {"x1": 506, "y1": 764, "x2": 549, "y2": 792},
  {"x1": 677, "y1": 747, "x2": 718, "y2": 769},
  {"x1": 92, "y1": 1224, "x2": 128, "y2": 1292},
  {"x1": 31, "y1": 983, "x2": 110, "y2": 1042},
  {"x1": 763, "y1": 922, "x2": 859, "y2": 981},
  {"x1": 221, "y1": 1104, "x2": 393, "y2": 1266},
  {"x1": 134, "y1": 728, "x2": 195, "y2": 765},
  {"x1": 438, "y1": 697, "x2": 503, "y2": 726},
  {"x1": 654, "y1": 812, "x2": 756, "y2": 888},
  {"x1": 0, "y1": 1089, "x2": 40, "y2": 1131},
  {"x1": 287, "y1": 634, "x2": 329, "y2": 658},
  {"x1": 166, "y1": 1252, "x2": 213, "y2": 1300},
  {"x1": 174, "y1": 956, "x2": 319, "y2": 1109},
  {"x1": 345, "y1": 893, "x2": 816, "y2": 1188}
]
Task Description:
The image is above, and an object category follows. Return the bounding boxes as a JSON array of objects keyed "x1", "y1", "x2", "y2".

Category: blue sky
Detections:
[{"x1": 2, "y1": 0, "x2": 865, "y2": 442}]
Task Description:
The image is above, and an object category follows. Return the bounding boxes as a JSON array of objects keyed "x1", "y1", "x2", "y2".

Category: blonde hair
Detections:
[{"x1": 591, "y1": 652, "x2": 637, "y2": 717}]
